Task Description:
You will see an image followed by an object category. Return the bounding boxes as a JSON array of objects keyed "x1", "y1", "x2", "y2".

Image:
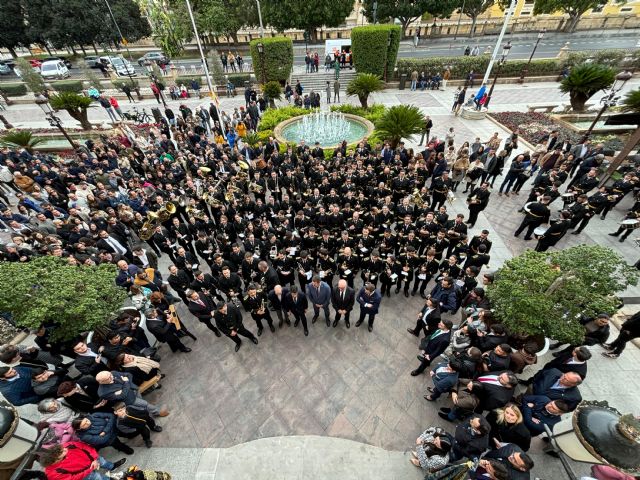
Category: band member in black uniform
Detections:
[
  {"x1": 466, "y1": 182, "x2": 491, "y2": 228},
  {"x1": 316, "y1": 248, "x2": 337, "y2": 287},
  {"x1": 242, "y1": 283, "x2": 275, "y2": 336},
  {"x1": 535, "y1": 211, "x2": 571, "y2": 252},
  {"x1": 396, "y1": 246, "x2": 420, "y2": 297},
  {"x1": 514, "y1": 196, "x2": 551, "y2": 241},
  {"x1": 412, "y1": 249, "x2": 439, "y2": 298},
  {"x1": 217, "y1": 265, "x2": 243, "y2": 306},
  {"x1": 360, "y1": 250, "x2": 384, "y2": 287},
  {"x1": 273, "y1": 250, "x2": 296, "y2": 286},
  {"x1": 336, "y1": 246, "x2": 359, "y2": 288},
  {"x1": 379, "y1": 254, "x2": 400, "y2": 297},
  {"x1": 608, "y1": 204, "x2": 640, "y2": 243},
  {"x1": 214, "y1": 302, "x2": 258, "y2": 352},
  {"x1": 296, "y1": 250, "x2": 315, "y2": 291},
  {"x1": 431, "y1": 171, "x2": 453, "y2": 211},
  {"x1": 190, "y1": 270, "x2": 225, "y2": 303},
  {"x1": 284, "y1": 285, "x2": 309, "y2": 336}
]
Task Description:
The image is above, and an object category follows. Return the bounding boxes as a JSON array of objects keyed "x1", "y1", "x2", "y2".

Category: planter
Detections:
[{"x1": 460, "y1": 107, "x2": 486, "y2": 120}]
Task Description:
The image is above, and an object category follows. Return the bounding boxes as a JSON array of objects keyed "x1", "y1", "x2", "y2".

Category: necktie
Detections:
[
  {"x1": 341, "y1": 290, "x2": 344, "y2": 301},
  {"x1": 429, "y1": 329, "x2": 441, "y2": 339},
  {"x1": 108, "y1": 237, "x2": 125, "y2": 255},
  {"x1": 197, "y1": 299, "x2": 205, "y2": 307}
]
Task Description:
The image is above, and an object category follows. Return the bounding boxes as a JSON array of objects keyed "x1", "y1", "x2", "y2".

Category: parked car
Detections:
[
  {"x1": 0, "y1": 59, "x2": 15, "y2": 70},
  {"x1": 137, "y1": 51, "x2": 169, "y2": 66},
  {"x1": 42, "y1": 56, "x2": 72, "y2": 69},
  {"x1": 84, "y1": 56, "x2": 101, "y2": 68},
  {"x1": 40, "y1": 60, "x2": 71, "y2": 79},
  {"x1": 0, "y1": 63, "x2": 11, "y2": 75},
  {"x1": 29, "y1": 59, "x2": 42, "y2": 71},
  {"x1": 100, "y1": 56, "x2": 136, "y2": 77}
]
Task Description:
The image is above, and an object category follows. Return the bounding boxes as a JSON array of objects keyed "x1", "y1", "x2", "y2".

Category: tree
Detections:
[
  {"x1": 262, "y1": 81, "x2": 282, "y2": 109},
  {"x1": 375, "y1": 104, "x2": 424, "y2": 148},
  {"x1": 0, "y1": 0, "x2": 29, "y2": 57},
  {"x1": 346, "y1": 73, "x2": 384, "y2": 109},
  {"x1": 49, "y1": 92, "x2": 94, "y2": 130},
  {"x1": 101, "y1": 0, "x2": 152, "y2": 44},
  {"x1": 486, "y1": 246, "x2": 638, "y2": 345},
  {"x1": 533, "y1": 0, "x2": 624, "y2": 33},
  {"x1": 601, "y1": 88, "x2": 640, "y2": 183},
  {"x1": 250, "y1": 37, "x2": 294, "y2": 84},
  {"x1": 462, "y1": 0, "x2": 511, "y2": 38},
  {"x1": 0, "y1": 131, "x2": 44, "y2": 153},
  {"x1": 139, "y1": 0, "x2": 192, "y2": 58},
  {"x1": 196, "y1": 0, "x2": 258, "y2": 44},
  {"x1": 0, "y1": 256, "x2": 127, "y2": 341},
  {"x1": 261, "y1": 0, "x2": 354, "y2": 42},
  {"x1": 14, "y1": 58, "x2": 45, "y2": 94},
  {"x1": 559, "y1": 63, "x2": 615, "y2": 112},
  {"x1": 361, "y1": 0, "x2": 458, "y2": 37}
]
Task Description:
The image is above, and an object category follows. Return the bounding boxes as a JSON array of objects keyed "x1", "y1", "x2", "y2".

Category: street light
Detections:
[
  {"x1": 453, "y1": 0, "x2": 466, "y2": 41},
  {"x1": 519, "y1": 28, "x2": 545, "y2": 84},
  {"x1": 483, "y1": 42, "x2": 511, "y2": 110},
  {"x1": 35, "y1": 94, "x2": 76, "y2": 149},
  {"x1": 257, "y1": 42, "x2": 266, "y2": 85},
  {"x1": 580, "y1": 69, "x2": 633, "y2": 143},
  {"x1": 383, "y1": 35, "x2": 392, "y2": 82},
  {"x1": 256, "y1": 0, "x2": 265, "y2": 38}
]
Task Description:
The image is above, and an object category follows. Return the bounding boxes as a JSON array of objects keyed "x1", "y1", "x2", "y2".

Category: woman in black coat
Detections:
[{"x1": 486, "y1": 403, "x2": 531, "y2": 452}]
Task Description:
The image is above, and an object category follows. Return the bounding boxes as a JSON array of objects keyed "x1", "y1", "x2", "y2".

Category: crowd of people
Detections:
[{"x1": 1, "y1": 83, "x2": 640, "y2": 479}]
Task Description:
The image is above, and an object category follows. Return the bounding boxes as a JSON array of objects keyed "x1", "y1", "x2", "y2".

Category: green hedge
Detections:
[
  {"x1": 52, "y1": 80, "x2": 84, "y2": 93},
  {"x1": 561, "y1": 49, "x2": 640, "y2": 69},
  {"x1": 175, "y1": 76, "x2": 201, "y2": 86},
  {"x1": 112, "y1": 79, "x2": 140, "y2": 90},
  {"x1": 0, "y1": 83, "x2": 28, "y2": 97},
  {"x1": 352, "y1": 25, "x2": 401, "y2": 78},
  {"x1": 330, "y1": 103, "x2": 386, "y2": 125},
  {"x1": 227, "y1": 73, "x2": 251, "y2": 87},
  {"x1": 250, "y1": 37, "x2": 293, "y2": 84},
  {"x1": 257, "y1": 106, "x2": 309, "y2": 132}
]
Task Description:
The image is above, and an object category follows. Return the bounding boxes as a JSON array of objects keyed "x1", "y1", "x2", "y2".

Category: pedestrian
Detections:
[
  {"x1": 109, "y1": 97, "x2": 123, "y2": 119},
  {"x1": 442, "y1": 67, "x2": 451, "y2": 89},
  {"x1": 121, "y1": 83, "x2": 135, "y2": 103},
  {"x1": 333, "y1": 79, "x2": 340, "y2": 102},
  {"x1": 98, "y1": 95, "x2": 118, "y2": 123},
  {"x1": 325, "y1": 81, "x2": 331, "y2": 104},
  {"x1": 150, "y1": 82, "x2": 161, "y2": 104},
  {"x1": 306, "y1": 275, "x2": 331, "y2": 326},
  {"x1": 602, "y1": 311, "x2": 640, "y2": 358},
  {"x1": 411, "y1": 70, "x2": 419, "y2": 91},
  {"x1": 214, "y1": 302, "x2": 258, "y2": 352},
  {"x1": 355, "y1": 282, "x2": 381, "y2": 332},
  {"x1": 220, "y1": 52, "x2": 228, "y2": 72},
  {"x1": 113, "y1": 402, "x2": 161, "y2": 448}
]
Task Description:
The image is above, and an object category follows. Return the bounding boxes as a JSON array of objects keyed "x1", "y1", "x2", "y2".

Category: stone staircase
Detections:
[{"x1": 290, "y1": 68, "x2": 357, "y2": 93}]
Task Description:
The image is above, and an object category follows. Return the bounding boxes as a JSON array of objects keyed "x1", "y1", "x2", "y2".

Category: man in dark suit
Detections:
[
  {"x1": 531, "y1": 368, "x2": 582, "y2": 411},
  {"x1": 145, "y1": 307, "x2": 192, "y2": 353},
  {"x1": 411, "y1": 319, "x2": 453, "y2": 376},
  {"x1": 521, "y1": 394, "x2": 569, "y2": 436},
  {"x1": 484, "y1": 444, "x2": 535, "y2": 480},
  {"x1": 535, "y1": 210, "x2": 571, "y2": 252},
  {"x1": 407, "y1": 297, "x2": 441, "y2": 337},
  {"x1": 268, "y1": 285, "x2": 291, "y2": 327},
  {"x1": 466, "y1": 371, "x2": 518, "y2": 412},
  {"x1": 214, "y1": 302, "x2": 258, "y2": 352},
  {"x1": 541, "y1": 346, "x2": 590, "y2": 380},
  {"x1": 167, "y1": 264, "x2": 191, "y2": 304},
  {"x1": 331, "y1": 279, "x2": 355, "y2": 328},
  {"x1": 355, "y1": 282, "x2": 382, "y2": 332},
  {"x1": 306, "y1": 275, "x2": 332, "y2": 326},
  {"x1": 72, "y1": 340, "x2": 110, "y2": 377},
  {"x1": 514, "y1": 197, "x2": 551, "y2": 240},
  {"x1": 284, "y1": 285, "x2": 309, "y2": 336},
  {"x1": 424, "y1": 359, "x2": 460, "y2": 402},
  {"x1": 0, "y1": 366, "x2": 41, "y2": 406},
  {"x1": 97, "y1": 229, "x2": 132, "y2": 261},
  {"x1": 185, "y1": 289, "x2": 222, "y2": 337}
]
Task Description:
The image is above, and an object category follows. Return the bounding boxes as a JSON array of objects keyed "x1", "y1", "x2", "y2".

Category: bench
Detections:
[
  {"x1": 139, "y1": 373, "x2": 162, "y2": 394},
  {"x1": 527, "y1": 103, "x2": 560, "y2": 113}
]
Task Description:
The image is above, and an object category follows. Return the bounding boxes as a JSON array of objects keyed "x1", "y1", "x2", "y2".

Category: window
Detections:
[
  {"x1": 620, "y1": 6, "x2": 632, "y2": 12},
  {"x1": 591, "y1": 5, "x2": 603, "y2": 12},
  {"x1": 520, "y1": 10, "x2": 530, "y2": 15}
]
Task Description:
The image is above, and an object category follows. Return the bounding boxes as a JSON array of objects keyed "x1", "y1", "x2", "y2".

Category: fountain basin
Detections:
[{"x1": 274, "y1": 112, "x2": 375, "y2": 149}]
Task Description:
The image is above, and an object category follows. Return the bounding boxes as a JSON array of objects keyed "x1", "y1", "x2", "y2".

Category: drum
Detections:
[
  {"x1": 533, "y1": 226, "x2": 548, "y2": 239},
  {"x1": 562, "y1": 193, "x2": 575, "y2": 204},
  {"x1": 621, "y1": 219, "x2": 640, "y2": 230}
]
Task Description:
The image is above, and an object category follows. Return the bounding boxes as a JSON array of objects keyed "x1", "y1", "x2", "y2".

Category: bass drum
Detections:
[{"x1": 533, "y1": 226, "x2": 548, "y2": 239}]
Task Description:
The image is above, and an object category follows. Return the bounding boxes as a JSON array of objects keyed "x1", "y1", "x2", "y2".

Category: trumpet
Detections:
[
  {"x1": 249, "y1": 182, "x2": 264, "y2": 193},
  {"x1": 202, "y1": 192, "x2": 223, "y2": 207},
  {"x1": 186, "y1": 205, "x2": 208, "y2": 221}
]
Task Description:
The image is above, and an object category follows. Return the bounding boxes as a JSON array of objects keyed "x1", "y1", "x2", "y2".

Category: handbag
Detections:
[{"x1": 140, "y1": 347, "x2": 161, "y2": 362}]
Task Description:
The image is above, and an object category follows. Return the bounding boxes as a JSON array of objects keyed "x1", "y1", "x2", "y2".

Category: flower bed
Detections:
[{"x1": 488, "y1": 111, "x2": 626, "y2": 151}]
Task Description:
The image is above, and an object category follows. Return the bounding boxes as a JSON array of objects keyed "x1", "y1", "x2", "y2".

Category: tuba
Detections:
[
  {"x1": 139, "y1": 220, "x2": 155, "y2": 241},
  {"x1": 156, "y1": 202, "x2": 176, "y2": 222},
  {"x1": 411, "y1": 189, "x2": 425, "y2": 208}
]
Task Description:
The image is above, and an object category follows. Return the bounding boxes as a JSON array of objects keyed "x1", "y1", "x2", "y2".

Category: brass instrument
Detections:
[
  {"x1": 156, "y1": 202, "x2": 176, "y2": 222},
  {"x1": 139, "y1": 221, "x2": 155, "y2": 241},
  {"x1": 138, "y1": 203, "x2": 176, "y2": 240},
  {"x1": 186, "y1": 205, "x2": 208, "y2": 221},
  {"x1": 195, "y1": 181, "x2": 205, "y2": 198},
  {"x1": 202, "y1": 192, "x2": 223, "y2": 207},
  {"x1": 224, "y1": 185, "x2": 240, "y2": 202},
  {"x1": 178, "y1": 195, "x2": 189, "y2": 207},
  {"x1": 411, "y1": 189, "x2": 426, "y2": 208},
  {"x1": 198, "y1": 166, "x2": 212, "y2": 174},
  {"x1": 237, "y1": 171, "x2": 249, "y2": 181},
  {"x1": 167, "y1": 304, "x2": 182, "y2": 330},
  {"x1": 238, "y1": 160, "x2": 250, "y2": 171},
  {"x1": 249, "y1": 182, "x2": 264, "y2": 193}
]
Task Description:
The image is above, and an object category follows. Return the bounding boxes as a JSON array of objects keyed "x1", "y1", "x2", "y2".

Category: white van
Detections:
[{"x1": 40, "y1": 60, "x2": 70, "y2": 79}]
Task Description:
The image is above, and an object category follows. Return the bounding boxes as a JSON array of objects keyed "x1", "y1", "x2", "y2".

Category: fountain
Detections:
[{"x1": 274, "y1": 111, "x2": 375, "y2": 149}]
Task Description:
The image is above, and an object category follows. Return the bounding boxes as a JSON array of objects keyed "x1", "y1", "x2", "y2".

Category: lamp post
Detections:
[
  {"x1": 383, "y1": 35, "x2": 392, "y2": 83},
  {"x1": 580, "y1": 69, "x2": 633, "y2": 143},
  {"x1": 453, "y1": 0, "x2": 466, "y2": 41},
  {"x1": 101, "y1": 0, "x2": 136, "y2": 83},
  {"x1": 35, "y1": 94, "x2": 75, "y2": 148},
  {"x1": 519, "y1": 28, "x2": 545, "y2": 84},
  {"x1": 256, "y1": 0, "x2": 265, "y2": 38},
  {"x1": 257, "y1": 42, "x2": 266, "y2": 85},
  {"x1": 483, "y1": 42, "x2": 511, "y2": 110}
]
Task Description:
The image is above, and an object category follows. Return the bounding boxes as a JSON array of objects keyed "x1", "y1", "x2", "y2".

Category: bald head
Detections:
[
  {"x1": 274, "y1": 285, "x2": 282, "y2": 295},
  {"x1": 337, "y1": 279, "x2": 347, "y2": 291},
  {"x1": 96, "y1": 371, "x2": 113, "y2": 384}
]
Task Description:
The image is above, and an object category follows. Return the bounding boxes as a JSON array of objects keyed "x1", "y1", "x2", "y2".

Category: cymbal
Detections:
[{"x1": 198, "y1": 166, "x2": 211, "y2": 173}]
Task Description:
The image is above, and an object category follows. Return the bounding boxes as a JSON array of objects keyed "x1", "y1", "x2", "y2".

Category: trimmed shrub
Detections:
[
  {"x1": 257, "y1": 106, "x2": 309, "y2": 132},
  {"x1": 330, "y1": 103, "x2": 386, "y2": 124},
  {"x1": 112, "y1": 79, "x2": 140, "y2": 90},
  {"x1": 562, "y1": 49, "x2": 640, "y2": 70},
  {"x1": 0, "y1": 83, "x2": 28, "y2": 97},
  {"x1": 352, "y1": 25, "x2": 401, "y2": 78},
  {"x1": 175, "y1": 76, "x2": 201, "y2": 86},
  {"x1": 228, "y1": 73, "x2": 251, "y2": 87},
  {"x1": 250, "y1": 37, "x2": 293, "y2": 83},
  {"x1": 51, "y1": 80, "x2": 84, "y2": 93}
]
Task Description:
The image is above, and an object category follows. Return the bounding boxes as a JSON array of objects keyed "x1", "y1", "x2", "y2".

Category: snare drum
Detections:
[
  {"x1": 621, "y1": 219, "x2": 640, "y2": 230},
  {"x1": 524, "y1": 202, "x2": 534, "y2": 213},
  {"x1": 561, "y1": 193, "x2": 575, "y2": 204},
  {"x1": 533, "y1": 226, "x2": 549, "y2": 239}
]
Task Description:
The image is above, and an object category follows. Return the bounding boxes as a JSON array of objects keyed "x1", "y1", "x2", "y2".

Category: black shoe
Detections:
[
  {"x1": 326, "y1": 319, "x2": 330, "y2": 327},
  {"x1": 120, "y1": 445, "x2": 134, "y2": 455},
  {"x1": 355, "y1": 320, "x2": 363, "y2": 327},
  {"x1": 440, "y1": 407, "x2": 451, "y2": 413},
  {"x1": 411, "y1": 291, "x2": 416, "y2": 296},
  {"x1": 312, "y1": 316, "x2": 318, "y2": 324},
  {"x1": 181, "y1": 347, "x2": 192, "y2": 353},
  {"x1": 189, "y1": 333, "x2": 197, "y2": 341},
  {"x1": 420, "y1": 293, "x2": 426, "y2": 299},
  {"x1": 285, "y1": 318, "x2": 291, "y2": 325},
  {"x1": 601, "y1": 214, "x2": 606, "y2": 220},
  {"x1": 345, "y1": 320, "x2": 350, "y2": 328},
  {"x1": 394, "y1": 288, "x2": 400, "y2": 294},
  {"x1": 333, "y1": 319, "x2": 339, "y2": 327},
  {"x1": 144, "y1": 439, "x2": 153, "y2": 448},
  {"x1": 386, "y1": 291, "x2": 390, "y2": 298},
  {"x1": 304, "y1": 329, "x2": 309, "y2": 336},
  {"x1": 151, "y1": 425, "x2": 163, "y2": 432},
  {"x1": 417, "y1": 354, "x2": 426, "y2": 361},
  {"x1": 438, "y1": 412, "x2": 453, "y2": 422},
  {"x1": 294, "y1": 319, "x2": 300, "y2": 327},
  {"x1": 251, "y1": 337, "x2": 258, "y2": 345},
  {"x1": 269, "y1": 324, "x2": 275, "y2": 333},
  {"x1": 619, "y1": 238, "x2": 625, "y2": 243},
  {"x1": 368, "y1": 325, "x2": 373, "y2": 332},
  {"x1": 279, "y1": 320, "x2": 283, "y2": 328},
  {"x1": 410, "y1": 370, "x2": 420, "y2": 376},
  {"x1": 214, "y1": 330, "x2": 222, "y2": 337},
  {"x1": 609, "y1": 232, "x2": 619, "y2": 236},
  {"x1": 571, "y1": 231, "x2": 580, "y2": 235},
  {"x1": 257, "y1": 328, "x2": 263, "y2": 336},
  {"x1": 235, "y1": 343, "x2": 241, "y2": 352},
  {"x1": 404, "y1": 291, "x2": 409, "y2": 298},
  {"x1": 112, "y1": 458, "x2": 127, "y2": 470},
  {"x1": 407, "y1": 328, "x2": 416, "y2": 335},
  {"x1": 523, "y1": 237, "x2": 532, "y2": 241}
]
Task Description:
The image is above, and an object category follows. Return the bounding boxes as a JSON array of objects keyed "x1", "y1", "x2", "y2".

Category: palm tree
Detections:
[
  {"x1": 49, "y1": 92, "x2": 94, "y2": 130},
  {"x1": 601, "y1": 88, "x2": 640, "y2": 183},
  {"x1": 560, "y1": 64, "x2": 615, "y2": 112},
  {"x1": 243, "y1": 131, "x2": 260, "y2": 148},
  {"x1": 375, "y1": 104, "x2": 424, "y2": 149},
  {"x1": 0, "y1": 131, "x2": 44, "y2": 153},
  {"x1": 346, "y1": 73, "x2": 384, "y2": 109}
]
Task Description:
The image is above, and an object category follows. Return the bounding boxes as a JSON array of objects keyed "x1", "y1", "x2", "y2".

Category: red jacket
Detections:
[{"x1": 45, "y1": 441, "x2": 98, "y2": 480}]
